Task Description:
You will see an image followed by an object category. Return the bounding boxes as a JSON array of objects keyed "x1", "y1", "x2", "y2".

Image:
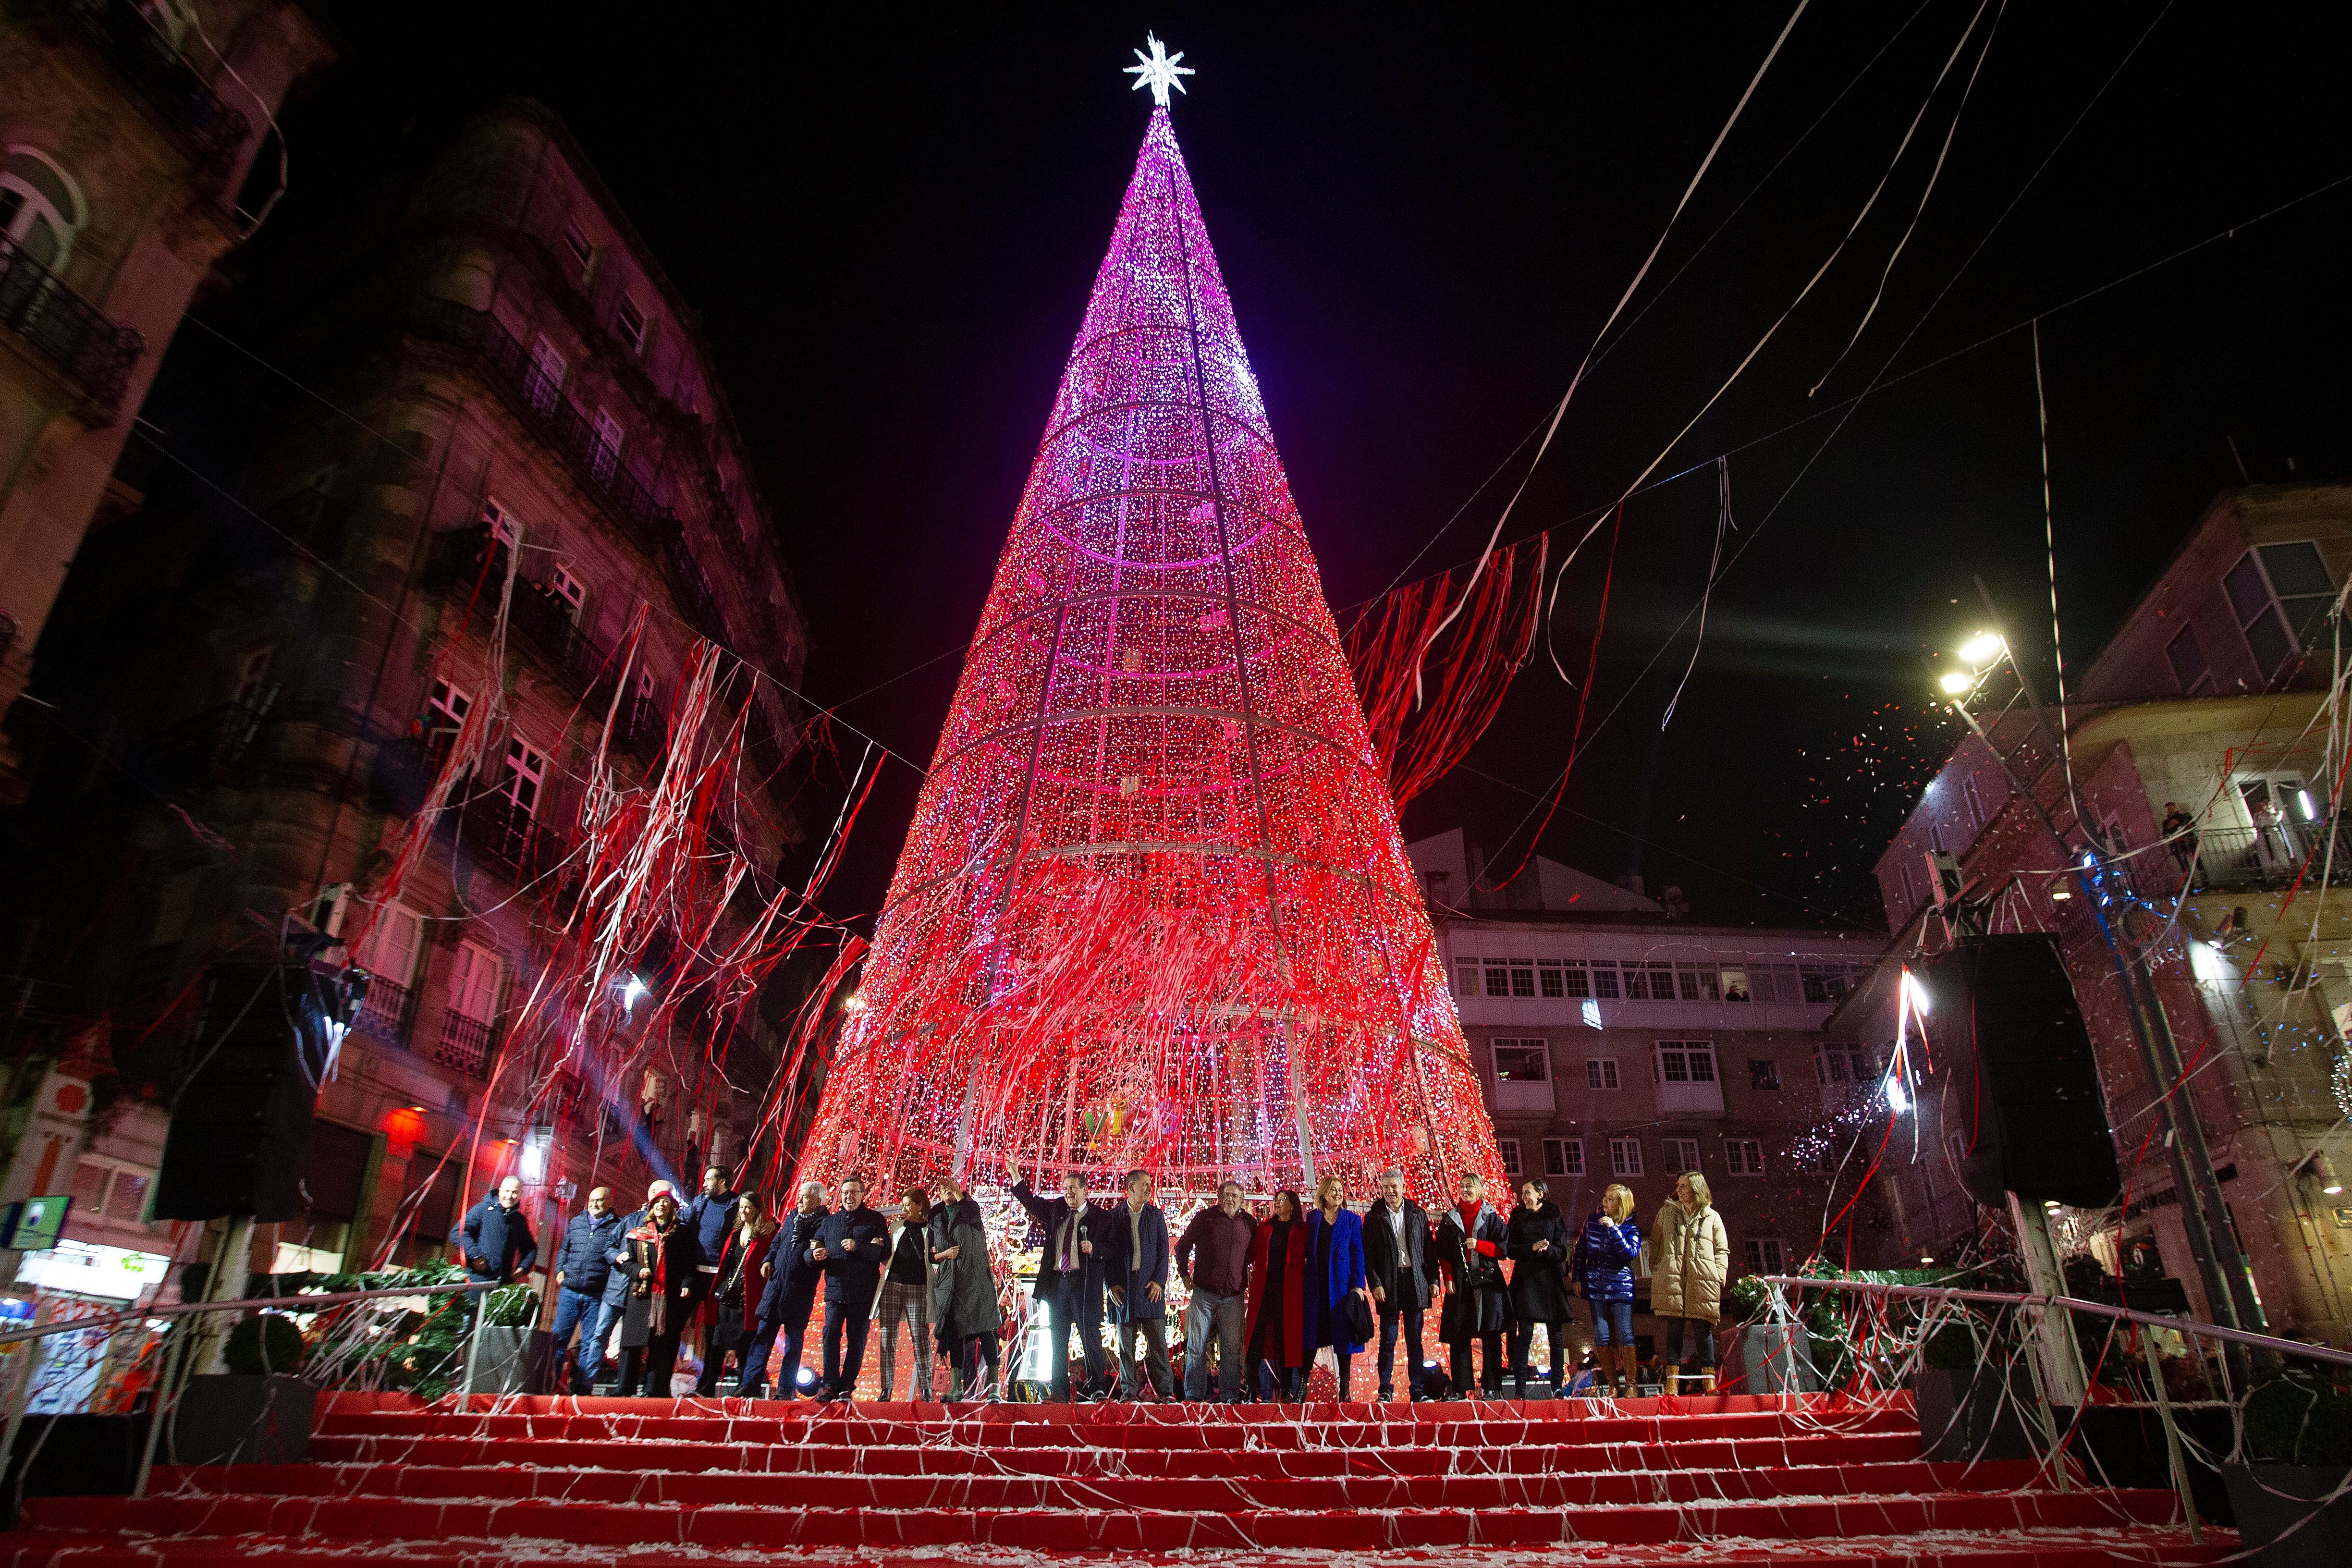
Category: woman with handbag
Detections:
[
  {"x1": 1305, "y1": 1174, "x2": 1372, "y2": 1400},
  {"x1": 1505, "y1": 1177, "x2": 1575, "y2": 1397},
  {"x1": 695, "y1": 1191, "x2": 776, "y2": 1396},
  {"x1": 617, "y1": 1192, "x2": 700, "y2": 1397}
]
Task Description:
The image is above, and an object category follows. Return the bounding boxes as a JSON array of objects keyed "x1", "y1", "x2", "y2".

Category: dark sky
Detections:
[{"x1": 297, "y1": 2, "x2": 2350, "y2": 934}]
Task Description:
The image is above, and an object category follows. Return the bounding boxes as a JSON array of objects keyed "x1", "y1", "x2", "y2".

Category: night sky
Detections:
[{"x1": 286, "y1": 3, "x2": 2350, "y2": 935}]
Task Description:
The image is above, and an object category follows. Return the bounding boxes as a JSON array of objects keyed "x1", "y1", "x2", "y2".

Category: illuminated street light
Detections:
[
  {"x1": 1957, "y1": 632, "x2": 2004, "y2": 666},
  {"x1": 1938, "y1": 670, "x2": 1973, "y2": 696},
  {"x1": 618, "y1": 973, "x2": 648, "y2": 1011}
]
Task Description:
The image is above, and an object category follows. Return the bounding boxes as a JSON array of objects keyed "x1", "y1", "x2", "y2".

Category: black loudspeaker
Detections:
[
  {"x1": 156, "y1": 964, "x2": 334, "y2": 1222},
  {"x1": 1916, "y1": 934, "x2": 2120, "y2": 1208}
]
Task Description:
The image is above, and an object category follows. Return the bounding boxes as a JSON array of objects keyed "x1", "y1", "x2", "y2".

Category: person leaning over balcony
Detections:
[
  {"x1": 1644, "y1": 1172, "x2": 1729, "y2": 1396},
  {"x1": 1103, "y1": 1169, "x2": 1174, "y2": 1401},
  {"x1": 929, "y1": 1171, "x2": 1003, "y2": 1399},
  {"x1": 1305, "y1": 1174, "x2": 1372, "y2": 1401},
  {"x1": 741, "y1": 1180, "x2": 828, "y2": 1397},
  {"x1": 1175, "y1": 1178, "x2": 1255, "y2": 1402},
  {"x1": 872, "y1": 1187, "x2": 934, "y2": 1402},
  {"x1": 695, "y1": 1191, "x2": 776, "y2": 1396},
  {"x1": 1362, "y1": 1169, "x2": 1431, "y2": 1402},
  {"x1": 1241, "y1": 1188, "x2": 1310, "y2": 1400},
  {"x1": 1573, "y1": 1183, "x2": 1642, "y2": 1398},
  {"x1": 809, "y1": 1173, "x2": 890, "y2": 1400},
  {"x1": 617, "y1": 1191, "x2": 701, "y2": 1397},
  {"x1": 1505, "y1": 1177, "x2": 1575, "y2": 1398},
  {"x1": 1431, "y1": 1171, "x2": 1509, "y2": 1398},
  {"x1": 550, "y1": 1185, "x2": 625, "y2": 1394}
]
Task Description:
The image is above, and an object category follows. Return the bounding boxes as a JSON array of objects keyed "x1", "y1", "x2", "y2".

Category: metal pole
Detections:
[
  {"x1": 2139, "y1": 1322, "x2": 2203, "y2": 1544},
  {"x1": 2016, "y1": 1304, "x2": 2070, "y2": 1493},
  {"x1": 2008, "y1": 1194, "x2": 2088, "y2": 1406}
]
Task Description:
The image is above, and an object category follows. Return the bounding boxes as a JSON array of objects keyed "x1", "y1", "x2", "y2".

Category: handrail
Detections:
[
  {"x1": 0, "y1": 1278, "x2": 492, "y2": 1349},
  {"x1": 1756, "y1": 1274, "x2": 2352, "y2": 1368}
]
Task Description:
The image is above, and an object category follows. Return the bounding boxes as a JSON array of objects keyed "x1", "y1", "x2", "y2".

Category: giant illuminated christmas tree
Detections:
[{"x1": 802, "y1": 47, "x2": 1502, "y2": 1198}]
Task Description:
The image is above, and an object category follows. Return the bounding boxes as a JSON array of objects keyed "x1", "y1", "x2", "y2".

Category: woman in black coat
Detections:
[
  {"x1": 617, "y1": 1193, "x2": 701, "y2": 1397},
  {"x1": 1504, "y1": 1178, "x2": 1575, "y2": 1397}
]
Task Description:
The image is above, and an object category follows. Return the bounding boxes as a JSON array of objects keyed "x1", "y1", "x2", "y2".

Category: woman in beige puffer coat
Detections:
[{"x1": 1644, "y1": 1172, "x2": 1729, "y2": 1394}]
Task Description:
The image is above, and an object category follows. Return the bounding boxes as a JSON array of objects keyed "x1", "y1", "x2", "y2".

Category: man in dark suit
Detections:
[
  {"x1": 744, "y1": 1180, "x2": 828, "y2": 1396},
  {"x1": 808, "y1": 1173, "x2": 890, "y2": 1399},
  {"x1": 1362, "y1": 1167, "x2": 1432, "y2": 1401},
  {"x1": 1008, "y1": 1154, "x2": 1105, "y2": 1402},
  {"x1": 1102, "y1": 1169, "x2": 1172, "y2": 1401}
]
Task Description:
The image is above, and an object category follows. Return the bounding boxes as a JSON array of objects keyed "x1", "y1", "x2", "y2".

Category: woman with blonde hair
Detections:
[
  {"x1": 1573, "y1": 1183, "x2": 1642, "y2": 1397},
  {"x1": 1644, "y1": 1171, "x2": 1730, "y2": 1394}
]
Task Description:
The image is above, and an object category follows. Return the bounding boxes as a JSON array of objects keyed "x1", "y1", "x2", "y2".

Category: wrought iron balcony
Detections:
[
  {"x1": 436, "y1": 1007, "x2": 496, "y2": 1079},
  {"x1": 351, "y1": 975, "x2": 416, "y2": 1047},
  {"x1": 0, "y1": 232, "x2": 145, "y2": 416},
  {"x1": 423, "y1": 524, "x2": 621, "y2": 697},
  {"x1": 139, "y1": 698, "x2": 272, "y2": 785},
  {"x1": 32, "y1": 0, "x2": 252, "y2": 173}
]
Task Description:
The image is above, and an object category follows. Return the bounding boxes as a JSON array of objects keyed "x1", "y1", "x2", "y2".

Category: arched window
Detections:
[{"x1": 0, "y1": 149, "x2": 84, "y2": 270}]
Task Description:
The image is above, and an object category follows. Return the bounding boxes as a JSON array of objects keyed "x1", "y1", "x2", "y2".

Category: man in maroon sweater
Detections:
[{"x1": 1176, "y1": 1180, "x2": 1257, "y2": 1402}]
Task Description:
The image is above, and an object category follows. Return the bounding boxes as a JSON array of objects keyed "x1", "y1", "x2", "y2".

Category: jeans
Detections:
[
  {"x1": 1660, "y1": 1315, "x2": 1717, "y2": 1368},
  {"x1": 1589, "y1": 1298, "x2": 1634, "y2": 1347},
  {"x1": 740, "y1": 1295, "x2": 816, "y2": 1397},
  {"x1": 1508, "y1": 1319, "x2": 1572, "y2": 1391},
  {"x1": 550, "y1": 1287, "x2": 614, "y2": 1392},
  {"x1": 1183, "y1": 1289, "x2": 1245, "y2": 1401},
  {"x1": 1376, "y1": 1303, "x2": 1424, "y2": 1397},
  {"x1": 1041, "y1": 1278, "x2": 1105, "y2": 1400},
  {"x1": 1113, "y1": 1317, "x2": 1173, "y2": 1399},
  {"x1": 1449, "y1": 1332, "x2": 1503, "y2": 1396},
  {"x1": 820, "y1": 1295, "x2": 875, "y2": 1396}
]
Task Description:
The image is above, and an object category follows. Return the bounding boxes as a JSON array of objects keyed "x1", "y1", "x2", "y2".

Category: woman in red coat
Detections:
[{"x1": 1241, "y1": 1189, "x2": 1310, "y2": 1400}]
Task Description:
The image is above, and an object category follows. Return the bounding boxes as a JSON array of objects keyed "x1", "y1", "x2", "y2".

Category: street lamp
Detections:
[
  {"x1": 1938, "y1": 670, "x2": 1973, "y2": 695},
  {"x1": 1957, "y1": 632, "x2": 2005, "y2": 666}
]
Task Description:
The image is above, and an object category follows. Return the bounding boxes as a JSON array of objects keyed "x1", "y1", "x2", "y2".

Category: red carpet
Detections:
[{"x1": 1, "y1": 1390, "x2": 2229, "y2": 1564}]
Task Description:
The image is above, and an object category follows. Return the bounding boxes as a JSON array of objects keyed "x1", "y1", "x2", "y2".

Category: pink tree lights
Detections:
[{"x1": 800, "y1": 105, "x2": 1503, "y2": 1201}]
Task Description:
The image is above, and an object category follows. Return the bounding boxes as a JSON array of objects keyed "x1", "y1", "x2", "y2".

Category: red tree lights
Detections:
[{"x1": 800, "y1": 107, "x2": 1502, "y2": 1200}]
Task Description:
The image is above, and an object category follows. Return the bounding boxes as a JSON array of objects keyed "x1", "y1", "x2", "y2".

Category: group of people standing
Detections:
[{"x1": 464, "y1": 1158, "x2": 1735, "y2": 1402}]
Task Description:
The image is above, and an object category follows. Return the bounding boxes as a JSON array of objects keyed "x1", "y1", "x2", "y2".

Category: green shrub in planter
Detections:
[
  {"x1": 483, "y1": 1284, "x2": 537, "y2": 1328},
  {"x1": 223, "y1": 1311, "x2": 306, "y2": 1376},
  {"x1": 1724, "y1": 1276, "x2": 1769, "y2": 1324},
  {"x1": 2245, "y1": 1375, "x2": 2352, "y2": 1467}
]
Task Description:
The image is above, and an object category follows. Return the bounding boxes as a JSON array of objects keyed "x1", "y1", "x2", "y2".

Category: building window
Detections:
[
  {"x1": 0, "y1": 148, "x2": 83, "y2": 269},
  {"x1": 1815, "y1": 1042, "x2": 1877, "y2": 1085},
  {"x1": 1454, "y1": 958, "x2": 1480, "y2": 997},
  {"x1": 1507, "y1": 961, "x2": 1535, "y2": 997},
  {"x1": 1749, "y1": 1058, "x2": 1780, "y2": 1091},
  {"x1": 70, "y1": 1157, "x2": 155, "y2": 1227},
  {"x1": 481, "y1": 496, "x2": 520, "y2": 546},
  {"x1": 1609, "y1": 1137, "x2": 1643, "y2": 1177},
  {"x1": 551, "y1": 564, "x2": 588, "y2": 622},
  {"x1": 1663, "y1": 1137, "x2": 1701, "y2": 1174},
  {"x1": 1745, "y1": 1237, "x2": 1787, "y2": 1275},
  {"x1": 1560, "y1": 961, "x2": 1592, "y2": 999},
  {"x1": 1482, "y1": 960, "x2": 1509, "y2": 996},
  {"x1": 2166, "y1": 624, "x2": 2213, "y2": 695},
  {"x1": 1498, "y1": 1138, "x2": 1522, "y2": 1177},
  {"x1": 615, "y1": 295, "x2": 648, "y2": 355},
  {"x1": 1655, "y1": 1041, "x2": 1717, "y2": 1084},
  {"x1": 2225, "y1": 542, "x2": 2334, "y2": 679},
  {"x1": 1962, "y1": 774, "x2": 1988, "y2": 832},
  {"x1": 527, "y1": 337, "x2": 566, "y2": 416},
  {"x1": 1800, "y1": 966, "x2": 1852, "y2": 1004},
  {"x1": 1590, "y1": 961, "x2": 1620, "y2": 1000},
  {"x1": 560, "y1": 218, "x2": 594, "y2": 280},
  {"x1": 1492, "y1": 1039, "x2": 1553, "y2": 1113},
  {"x1": 1537, "y1": 960, "x2": 1565, "y2": 998},
  {"x1": 1676, "y1": 964, "x2": 1719, "y2": 1002},
  {"x1": 1543, "y1": 1138, "x2": 1584, "y2": 1177},
  {"x1": 1585, "y1": 1058, "x2": 1619, "y2": 1090},
  {"x1": 501, "y1": 737, "x2": 547, "y2": 817},
  {"x1": 590, "y1": 407, "x2": 624, "y2": 483},
  {"x1": 1720, "y1": 967, "x2": 1750, "y2": 1002},
  {"x1": 1724, "y1": 1139, "x2": 1764, "y2": 1176}
]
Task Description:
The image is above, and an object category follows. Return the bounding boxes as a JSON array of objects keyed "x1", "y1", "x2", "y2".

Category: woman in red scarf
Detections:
[
  {"x1": 1240, "y1": 1189, "x2": 1310, "y2": 1401},
  {"x1": 617, "y1": 1193, "x2": 698, "y2": 1397},
  {"x1": 695, "y1": 1192, "x2": 776, "y2": 1396}
]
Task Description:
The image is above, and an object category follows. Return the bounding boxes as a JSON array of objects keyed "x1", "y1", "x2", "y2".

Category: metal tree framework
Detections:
[{"x1": 801, "y1": 106, "x2": 1502, "y2": 1199}]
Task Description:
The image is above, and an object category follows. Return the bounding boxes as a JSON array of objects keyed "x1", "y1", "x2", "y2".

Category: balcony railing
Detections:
[
  {"x1": 436, "y1": 1008, "x2": 496, "y2": 1079},
  {"x1": 2187, "y1": 822, "x2": 2352, "y2": 893},
  {"x1": 139, "y1": 698, "x2": 272, "y2": 786},
  {"x1": 37, "y1": 0, "x2": 252, "y2": 173},
  {"x1": 455, "y1": 788, "x2": 568, "y2": 888},
  {"x1": 0, "y1": 232, "x2": 145, "y2": 416},
  {"x1": 351, "y1": 975, "x2": 416, "y2": 1047}
]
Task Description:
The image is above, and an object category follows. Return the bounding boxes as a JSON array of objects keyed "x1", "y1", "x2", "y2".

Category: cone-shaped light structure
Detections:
[{"x1": 802, "y1": 107, "x2": 1501, "y2": 1198}]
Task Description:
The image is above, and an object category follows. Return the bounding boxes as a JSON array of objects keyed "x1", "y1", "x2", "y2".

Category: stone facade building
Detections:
[
  {"x1": 5, "y1": 98, "x2": 808, "y2": 1301},
  {"x1": 1409, "y1": 831, "x2": 1915, "y2": 1350},
  {"x1": 1850, "y1": 482, "x2": 2352, "y2": 1344},
  {"x1": 0, "y1": 0, "x2": 333, "y2": 802}
]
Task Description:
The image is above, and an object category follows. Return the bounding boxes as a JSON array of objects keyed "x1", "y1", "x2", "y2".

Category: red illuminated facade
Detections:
[{"x1": 803, "y1": 109, "x2": 1502, "y2": 1197}]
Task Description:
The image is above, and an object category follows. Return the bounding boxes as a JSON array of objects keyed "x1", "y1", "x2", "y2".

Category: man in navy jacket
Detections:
[
  {"x1": 550, "y1": 1185, "x2": 626, "y2": 1393},
  {"x1": 1008, "y1": 1155, "x2": 1106, "y2": 1402},
  {"x1": 681, "y1": 1166, "x2": 738, "y2": 1378},
  {"x1": 808, "y1": 1173, "x2": 890, "y2": 1399},
  {"x1": 1102, "y1": 1169, "x2": 1172, "y2": 1400},
  {"x1": 745, "y1": 1181, "x2": 829, "y2": 1396},
  {"x1": 452, "y1": 1176, "x2": 538, "y2": 1285}
]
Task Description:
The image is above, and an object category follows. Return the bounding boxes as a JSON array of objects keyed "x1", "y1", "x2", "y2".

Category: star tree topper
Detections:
[{"x1": 1124, "y1": 33, "x2": 1195, "y2": 108}]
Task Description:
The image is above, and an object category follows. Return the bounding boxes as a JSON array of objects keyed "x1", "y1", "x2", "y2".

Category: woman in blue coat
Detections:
[
  {"x1": 1574, "y1": 1182, "x2": 1642, "y2": 1398},
  {"x1": 1305, "y1": 1173, "x2": 1371, "y2": 1400}
]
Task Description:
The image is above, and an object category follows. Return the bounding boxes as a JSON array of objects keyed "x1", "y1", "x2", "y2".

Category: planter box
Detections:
[
  {"x1": 1913, "y1": 1363, "x2": 2034, "y2": 1462},
  {"x1": 2056, "y1": 1404, "x2": 2234, "y2": 1526},
  {"x1": 173, "y1": 1375, "x2": 315, "y2": 1466},
  {"x1": 460, "y1": 1324, "x2": 557, "y2": 1396},
  {"x1": 2221, "y1": 1462, "x2": 2352, "y2": 1567},
  {"x1": 1728, "y1": 1323, "x2": 1819, "y2": 1396}
]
